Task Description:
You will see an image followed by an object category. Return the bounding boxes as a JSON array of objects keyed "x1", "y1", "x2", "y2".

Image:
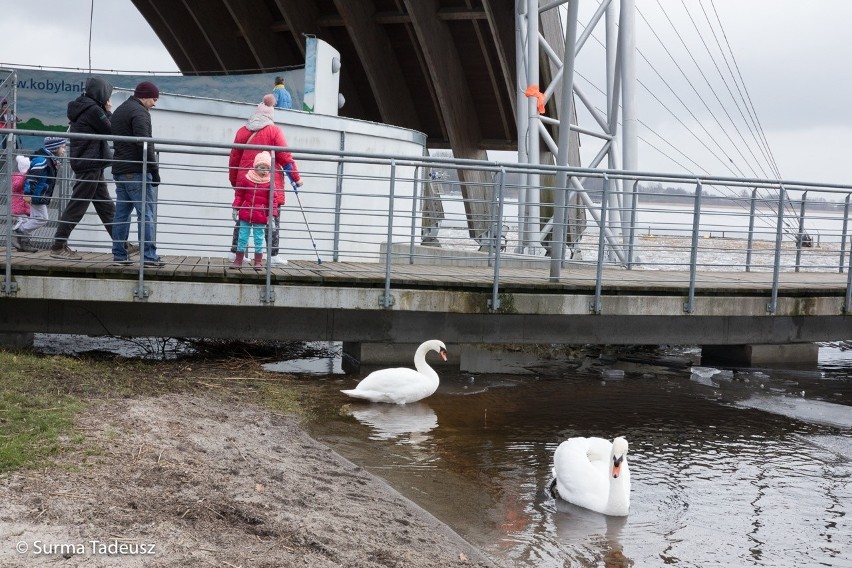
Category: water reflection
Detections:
[
  {"x1": 551, "y1": 500, "x2": 631, "y2": 568},
  {"x1": 345, "y1": 402, "x2": 438, "y2": 444}
]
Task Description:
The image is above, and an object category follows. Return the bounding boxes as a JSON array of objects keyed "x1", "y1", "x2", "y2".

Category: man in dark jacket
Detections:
[
  {"x1": 110, "y1": 81, "x2": 163, "y2": 267},
  {"x1": 50, "y1": 77, "x2": 121, "y2": 260}
]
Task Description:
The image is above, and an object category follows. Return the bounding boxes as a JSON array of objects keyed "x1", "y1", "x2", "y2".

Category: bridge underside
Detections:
[
  {"x1": 3, "y1": 271, "x2": 849, "y2": 348},
  {"x1": 4, "y1": 298, "x2": 849, "y2": 347},
  {"x1": 131, "y1": 0, "x2": 520, "y2": 154}
]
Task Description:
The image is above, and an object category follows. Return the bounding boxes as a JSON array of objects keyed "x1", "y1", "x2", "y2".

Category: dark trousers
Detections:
[
  {"x1": 52, "y1": 170, "x2": 115, "y2": 248},
  {"x1": 231, "y1": 214, "x2": 280, "y2": 256}
]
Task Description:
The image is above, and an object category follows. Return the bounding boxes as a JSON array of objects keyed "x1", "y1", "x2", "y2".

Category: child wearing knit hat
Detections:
[
  {"x1": 230, "y1": 151, "x2": 273, "y2": 269},
  {"x1": 11, "y1": 137, "x2": 67, "y2": 253}
]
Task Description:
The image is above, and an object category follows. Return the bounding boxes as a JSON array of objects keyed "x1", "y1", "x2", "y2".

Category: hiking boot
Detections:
[
  {"x1": 50, "y1": 245, "x2": 83, "y2": 260},
  {"x1": 125, "y1": 243, "x2": 140, "y2": 256},
  {"x1": 10, "y1": 230, "x2": 24, "y2": 251},
  {"x1": 18, "y1": 237, "x2": 38, "y2": 253}
]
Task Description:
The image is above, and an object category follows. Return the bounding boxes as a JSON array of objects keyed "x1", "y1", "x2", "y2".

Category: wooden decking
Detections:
[{"x1": 2, "y1": 247, "x2": 850, "y2": 297}]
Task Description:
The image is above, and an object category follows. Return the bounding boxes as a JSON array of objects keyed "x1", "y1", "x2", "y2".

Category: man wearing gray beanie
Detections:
[{"x1": 110, "y1": 80, "x2": 164, "y2": 267}]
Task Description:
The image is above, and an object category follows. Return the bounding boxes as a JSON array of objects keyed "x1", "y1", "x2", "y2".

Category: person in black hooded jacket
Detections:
[{"x1": 50, "y1": 76, "x2": 121, "y2": 260}]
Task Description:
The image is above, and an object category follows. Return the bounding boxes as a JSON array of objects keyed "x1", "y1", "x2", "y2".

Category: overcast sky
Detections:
[{"x1": 3, "y1": 0, "x2": 851, "y2": 187}]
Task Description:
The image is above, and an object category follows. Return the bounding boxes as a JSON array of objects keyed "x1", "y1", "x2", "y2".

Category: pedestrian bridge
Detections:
[
  {"x1": 3, "y1": 131, "x2": 852, "y2": 366},
  {"x1": 2, "y1": 246, "x2": 850, "y2": 366}
]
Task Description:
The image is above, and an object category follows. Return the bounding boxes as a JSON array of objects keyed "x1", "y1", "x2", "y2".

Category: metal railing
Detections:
[{"x1": 3, "y1": 127, "x2": 852, "y2": 313}]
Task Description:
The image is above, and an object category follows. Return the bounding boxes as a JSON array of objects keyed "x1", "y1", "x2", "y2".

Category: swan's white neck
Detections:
[
  {"x1": 413, "y1": 344, "x2": 439, "y2": 384},
  {"x1": 605, "y1": 466, "x2": 630, "y2": 515}
]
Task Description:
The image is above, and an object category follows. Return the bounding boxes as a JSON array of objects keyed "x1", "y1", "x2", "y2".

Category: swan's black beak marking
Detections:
[
  {"x1": 612, "y1": 455, "x2": 624, "y2": 478},
  {"x1": 439, "y1": 348, "x2": 448, "y2": 362}
]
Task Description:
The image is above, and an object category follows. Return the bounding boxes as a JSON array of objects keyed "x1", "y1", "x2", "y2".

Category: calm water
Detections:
[{"x1": 291, "y1": 346, "x2": 852, "y2": 568}]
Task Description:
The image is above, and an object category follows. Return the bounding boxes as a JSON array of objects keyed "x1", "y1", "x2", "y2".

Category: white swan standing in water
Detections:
[
  {"x1": 340, "y1": 340, "x2": 447, "y2": 404},
  {"x1": 551, "y1": 436, "x2": 630, "y2": 517}
]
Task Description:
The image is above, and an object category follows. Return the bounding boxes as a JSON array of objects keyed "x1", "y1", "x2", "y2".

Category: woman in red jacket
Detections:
[{"x1": 227, "y1": 95, "x2": 303, "y2": 266}]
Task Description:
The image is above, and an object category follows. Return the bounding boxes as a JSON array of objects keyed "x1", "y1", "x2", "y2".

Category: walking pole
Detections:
[{"x1": 283, "y1": 164, "x2": 322, "y2": 264}]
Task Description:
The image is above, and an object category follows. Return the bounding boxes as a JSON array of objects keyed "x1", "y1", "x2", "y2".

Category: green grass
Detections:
[
  {"x1": 0, "y1": 353, "x2": 84, "y2": 471},
  {"x1": 0, "y1": 349, "x2": 311, "y2": 472}
]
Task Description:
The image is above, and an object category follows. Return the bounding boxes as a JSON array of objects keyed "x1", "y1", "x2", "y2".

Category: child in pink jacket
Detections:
[
  {"x1": 11, "y1": 154, "x2": 31, "y2": 232},
  {"x1": 230, "y1": 151, "x2": 272, "y2": 268}
]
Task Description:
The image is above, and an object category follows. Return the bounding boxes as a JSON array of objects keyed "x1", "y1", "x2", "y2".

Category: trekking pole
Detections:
[{"x1": 283, "y1": 164, "x2": 322, "y2": 264}]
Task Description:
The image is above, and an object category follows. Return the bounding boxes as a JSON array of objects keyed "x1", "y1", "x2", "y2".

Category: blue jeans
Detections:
[{"x1": 112, "y1": 172, "x2": 158, "y2": 262}]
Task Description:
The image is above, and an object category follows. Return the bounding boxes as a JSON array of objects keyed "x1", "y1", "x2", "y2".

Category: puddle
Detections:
[{"x1": 261, "y1": 341, "x2": 345, "y2": 375}]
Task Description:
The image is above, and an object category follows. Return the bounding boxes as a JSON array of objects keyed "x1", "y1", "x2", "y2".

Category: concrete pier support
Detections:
[
  {"x1": 701, "y1": 343, "x2": 819, "y2": 367},
  {"x1": 342, "y1": 342, "x2": 459, "y2": 372}
]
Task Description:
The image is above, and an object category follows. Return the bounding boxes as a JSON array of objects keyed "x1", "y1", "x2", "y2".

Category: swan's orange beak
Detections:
[
  {"x1": 612, "y1": 455, "x2": 623, "y2": 478},
  {"x1": 439, "y1": 348, "x2": 447, "y2": 362}
]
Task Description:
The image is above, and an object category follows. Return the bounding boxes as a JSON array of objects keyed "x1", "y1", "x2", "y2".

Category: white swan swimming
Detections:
[
  {"x1": 340, "y1": 340, "x2": 447, "y2": 404},
  {"x1": 551, "y1": 436, "x2": 630, "y2": 517}
]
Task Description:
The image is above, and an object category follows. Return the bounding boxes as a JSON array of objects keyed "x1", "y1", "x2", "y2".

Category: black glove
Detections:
[{"x1": 150, "y1": 170, "x2": 161, "y2": 187}]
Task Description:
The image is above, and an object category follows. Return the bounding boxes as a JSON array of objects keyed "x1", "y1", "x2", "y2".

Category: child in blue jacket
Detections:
[
  {"x1": 272, "y1": 76, "x2": 292, "y2": 109},
  {"x1": 11, "y1": 137, "x2": 67, "y2": 252}
]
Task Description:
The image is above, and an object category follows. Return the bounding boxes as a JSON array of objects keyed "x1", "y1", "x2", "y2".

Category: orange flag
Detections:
[{"x1": 524, "y1": 85, "x2": 545, "y2": 114}]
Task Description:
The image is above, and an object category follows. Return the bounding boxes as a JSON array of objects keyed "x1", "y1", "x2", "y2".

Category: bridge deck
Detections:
[
  {"x1": 3, "y1": 248, "x2": 849, "y2": 295},
  {"x1": 3, "y1": 248, "x2": 851, "y2": 346}
]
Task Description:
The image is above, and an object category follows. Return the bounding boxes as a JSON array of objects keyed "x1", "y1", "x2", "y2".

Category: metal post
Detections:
[
  {"x1": 685, "y1": 181, "x2": 703, "y2": 314},
  {"x1": 845, "y1": 235, "x2": 852, "y2": 314},
  {"x1": 795, "y1": 191, "x2": 807, "y2": 272},
  {"x1": 382, "y1": 160, "x2": 396, "y2": 309},
  {"x1": 746, "y1": 188, "x2": 758, "y2": 272},
  {"x1": 490, "y1": 168, "x2": 507, "y2": 311},
  {"x1": 333, "y1": 131, "x2": 345, "y2": 262},
  {"x1": 2, "y1": 129, "x2": 14, "y2": 295},
  {"x1": 605, "y1": 0, "x2": 624, "y2": 252},
  {"x1": 3, "y1": 72, "x2": 18, "y2": 295},
  {"x1": 525, "y1": 0, "x2": 541, "y2": 254},
  {"x1": 626, "y1": 180, "x2": 639, "y2": 269},
  {"x1": 768, "y1": 185, "x2": 785, "y2": 314},
  {"x1": 591, "y1": 175, "x2": 609, "y2": 314},
  {"x1": 515, "y1": 1, "x2": 528, "y2": 253},
  {"x1": 135, "y1": 141, "x2": 149, "y2": 300},
  {"x1": 550, "y1": 0, "x2": 579, "y2": 281},
  {"x1": 260, "y1": 150, "x2": 275, "y2": 304},
  {"x1": 840, "y1": 193, "x2": 850, "y2": 273},
  {"x1": 620, "y1": 0, "x2": 638, "y2": 236},
  {"x1": 409, "y1": 164, "x2": 421, "y2": 264}
]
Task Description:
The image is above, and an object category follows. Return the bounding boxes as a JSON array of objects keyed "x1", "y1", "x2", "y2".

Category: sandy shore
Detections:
[{"x1": 0, "y1": 394, "x2": 499, "y2": 567}]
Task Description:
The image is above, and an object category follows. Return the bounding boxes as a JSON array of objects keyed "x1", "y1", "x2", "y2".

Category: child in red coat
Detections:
[{"x1": 231, "y1": 151, "x2": 272, "y2": 268}]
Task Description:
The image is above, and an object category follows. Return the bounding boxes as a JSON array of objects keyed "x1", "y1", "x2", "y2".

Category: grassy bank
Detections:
[{"x1": 0, "y1": 348, "x2": 310, "y2": 472}]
